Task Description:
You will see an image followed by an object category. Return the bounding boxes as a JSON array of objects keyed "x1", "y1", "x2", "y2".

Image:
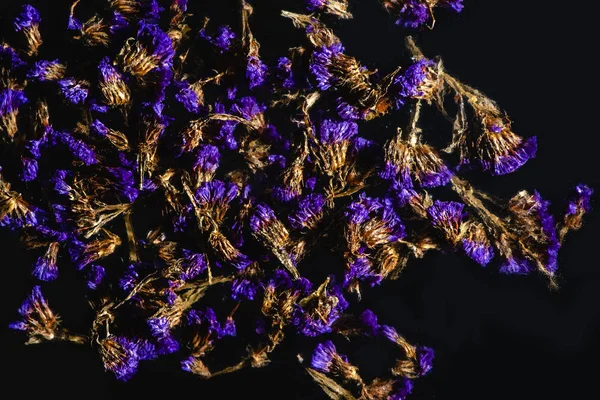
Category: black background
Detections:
[{"x1": 1, "y1": 0, "x2": 599, "y2": 399}]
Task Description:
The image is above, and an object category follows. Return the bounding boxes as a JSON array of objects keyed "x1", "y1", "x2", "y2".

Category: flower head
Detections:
[
  {"x1": 461, "y1": 221, "x2": 494, "y2": 266},
  {"x1": 462, "y1": 116, "x2": 537, "y2": 176},
  {"x1": 382, "y1": 131, "x2": 452, "y2": 188},
  {"x1": 28, "y1": 60, "x2": 66, "y2": 81},
  {"x1": 14, "y1": 4, "x2": 41, "y2": 31},
  {"x1": 9, "y1": 286, "x2": 60, "y2": 344},
  {"x1": 393, "y1": 58, "x2": 438, "y2": 108},
  {"x1": 58, "y1": 79, "x2": 89, "y2": 105},
  {"x1": 32, "y1": 242, "x2": 60, "y2": 281},
  {"x1": 288, "y1": 193, "x2": 326, "y2": 229},
  {"x1": 309, "y1": 42, "x2": 344, "y2": 90},
  {"x1": 427, "y1": 200, "x2": 466, "y2": 243}
]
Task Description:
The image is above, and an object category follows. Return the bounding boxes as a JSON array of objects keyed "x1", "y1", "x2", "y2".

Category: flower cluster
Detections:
[{"x1": 3, "y1": 2, "x2": 592, "y2": 399}]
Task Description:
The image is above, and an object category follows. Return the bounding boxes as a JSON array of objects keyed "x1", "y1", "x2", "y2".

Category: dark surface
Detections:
[{"x1": 2, "y1": 0, "x2": 599, "y2": 399}]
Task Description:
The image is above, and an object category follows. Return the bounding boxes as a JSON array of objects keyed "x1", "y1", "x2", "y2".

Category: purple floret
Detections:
[
  {"x1": 250, "y1": 203, "x2": 277, "y2": 232},
  {"x1": 20, "y1": 157, "x2": 38, "y2": 182},
  {"x1": 395, "y1": 1, "x2": 429, "y2": 29},
  {"x1": 318, "y1": 119, "x2": 358, "y2": 144},
  {"x1": 310, "y1": 340, "x2": 337, "y2": 372},
  {"x1": 344, "y1": 257, "x2": 382, "y2": 287},
  {"x1": 309, "y1": 42, "x2": 344, "y2": 90},
  {"x1": 485, "y1": 136, "x2": 537, "y2": 176},
  {"x1": 231, "y1": 96, "x2": 266, "y2": 120},
  {"x1": 462, "y1": 238, "x2": 494, "y2": 266},
  {"x1": 0, "y1": 45, "x2": 26, "y2": 69},
  {"x1": 32, "y1": 254, "x2": 58, "y2": 282},
  {"x1": 247, "y1": 56, "x2": 268, "y2": 89},
  {"x1": 14, "y1": 4, "x2": 41, "y2": 31},
  {"x1": 288, "y1": 193, "x2": 326, "y2": 229},
  {"x1": 200, "y1": 25, "x2": 236, "y2": 53},
  {"x1": 417, "y1": 346, "x2": 434, "y2": 376},
  {"x1": 27, "y1": 59, "x2": 62, "y2": 81},
  {"x1": 137, "y1": 22, "x2": 175, "y2": 66},
  {"x1": 58, "y1": 79, "x2": 89, "y2": 105},
  {"x1": 194, "y1": 144, "x2": 220, "y2": 174},
  {"x1": 86, "y1": 265, "x2": 106, "y2": 290},
  {"x1": 148, "y1": 317, "x2": 170, "y2": 338},
  {"x1": 0, "y1": 89, "x2": 28, "y2": 116}
]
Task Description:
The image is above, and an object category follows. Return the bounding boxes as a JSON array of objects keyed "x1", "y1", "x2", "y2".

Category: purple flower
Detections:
[
  {"x1": 141, "y1": 0, "x2": 163, "y2": 21},
  {"x1": 309, "y1": 42, "x2": 344, "y2": 90},
  {"x1": 194, "y1": 144, "x2": 220, "y2": 181},
  {"x1": 174, "y1": 0, "x2": 188, "y2": 12},
  {"x1": 381, "y1": 324, "x2": 400, "y2": 343},
  {"x1": 394, "y1": 1, "x2": 429, "y2": 29},
  {"x1": 383, "y1": 136, "x2": 452, "y2": 188},
  {"x1": 462, "y1": 237, "x2": 494, "y2": 267},
  {"x1": 427, "y1": 200, "x2": 465, "y2": 242},
  {"x1": 9, "y1": 286, "x2": 58, "y2": 342},
  {"x1": 107, "y1": 167, "x2": 138, "y2": 202},
  {"x1": 336, "y1": 98, "x2": 365, "y2": 121},
  {"x1": 231, "y1": 276, "x2": 259, "y2": 300},
  {"x1": 20, "y1": 157, "x2": 38, "y2": 182},
  {"x1": 137, "y1": 22, "x2": 175, "y2": 67},
  {"x1": 275, "y1": 56, "x2": 295, "y2": 89},
  {"x1": 0, "y1": 89, "x2": 28, "y2": 117},
  {"x1": 99, "y1": 57, "x2": 121, "y2": 82},
  {"x1": 288, "y1": 193, "x2": 326, "y2": 229},
  {"x1": 148, "y1": 317, "x2": 170, "y2": 338},
  {"x1": 442, "y1": 0, "x2": 464, "y2": 12},
  {"x1": 196, "y1": 180, "x2": 238, "y2": 207},
  {"x1": 25, "y1": 138, "x2": 46, "y2": 159},
  {"x1": 394, "y1": 58, "x2": 436, "y2": 107},
  {"x1": 174, "y1": 80, "x2": 200, "y2": 113},
  {"x1": 157, "y1": 335, "x2": 179, "y2": 354},
  {"x1": 318, "y1": 119, "x2": 358, "y2": 144},
  {"x1": 345, "y1": 256, "x2": 383, "y2": 288},
  {"x1": 231, "y1": 96, "x2": 266, "y2": 121},
  {"x1": 566, "y1": 184, "x2": 593, "y2": 216},
  {"x1": 247, "y1": 56, "x2": 268, "y2": 89},
  {"x1": 417, "y1": 346, "x2": 434, "y2": 376},
  {"x1": 359, "y1": 309, "x2": 381, "y2": 336},
  {"x1": 119, "y1": 266, "x2": 139, "y2": 292},
  {"x1": 110, "y1": 12, "x2": 128, "y2": 33},
  {"x1": 499, "y1": 257, "x2": 535, "y2": 275},
  {"x1": 32, "y1": 245, "x2": 59, "y2": 282},
  {"x1": 533, "y1": 191, "x2": 559, "y2": 274},
  {"x1": 134, "y1": 339, "x2": 157, "y2": 361},
  {"x1": 250, "y1": 203, "x2": 277, "y2": 232},
  {"x1": 86, "y1": 265, "x2": 106, "y2": 290},
  {"x1": 100, "y1": 337, "x2": 140, "y2": 381},
  {"x1": 52, "y1": 131, "x2": 97, "y2": 165},
  {"x1": 200, "y1": 25, "x2": 236, "y2": 53},
  {"x1": 180, "y1": 250, "x2": 207, "y2": 281},
  {"x1": 389, "y1": 377, "x2": 414, "y2": 400},
  {"x1": 90, "y1": 119, "x2": 110, "y2": 137},
  {"x1": 27, "y1": 59, "x2": 66, "y2": 81},
  {"x1": 219, "y1": 318, "x2": 236, "y2": 338},
  {"x1": 463, "y1": 118, "x2": 538, "y2": 176},
  {"x1": 58, "y1": 79, "x2": 89, "y2": 105},
  {"x1": 51, "y1": 169, "x2": 71, "y2": 195},
  {"x1": 68, "y1": 14, "x2": 82, "y2": 30},
  {"x1": 346, "y1": 195, "x2": 406, "y2": 246},
  {"x1": 14, "y1": 4, "x2": 41, "y2": 31},
  {"x1": 0, "y1": 44, "x2": 26, "y2": 69},
  {"x1": 307, "y1": 0, "x2": 328, "y2": 10},
  {"x1": 292, "y1": 280, "x2": 348, "y2": 337},
  {"x1": 187, "y1": 307, "x2": 222, "y2": 335},
  {"x1": 310, "y1": 340, "x2": 338, "y2": 372}
]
